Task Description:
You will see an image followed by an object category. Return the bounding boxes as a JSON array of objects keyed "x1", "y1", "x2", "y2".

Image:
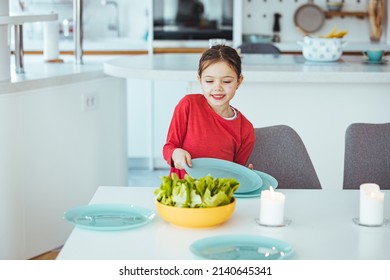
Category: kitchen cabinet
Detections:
[{"x1": 0, "y1": 61, "x2": 128, "y2": 259}]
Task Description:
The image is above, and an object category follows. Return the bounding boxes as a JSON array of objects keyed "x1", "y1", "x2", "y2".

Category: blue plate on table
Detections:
[
  {"x1": 190, "y1": 234, "x2": 294, "y2": 260},
  {"x1": 234, "y1": 170, "x2": 278, "y2": 198},
  {"x1": 64, "y1": 203, "x2": 155, "y2": 231},
  {"x1": 184, "y1": 158, "x2": 262, "y2": 194}
]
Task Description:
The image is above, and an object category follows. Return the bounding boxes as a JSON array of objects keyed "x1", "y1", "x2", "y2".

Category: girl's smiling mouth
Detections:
[{"x1": 212, "y1": 94, "x2": 225, "y2": 100}]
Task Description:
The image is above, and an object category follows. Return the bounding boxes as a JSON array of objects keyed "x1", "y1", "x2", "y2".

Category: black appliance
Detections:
[{"x1": 153, "y1": 0, "x2": 233, "y2": 40}]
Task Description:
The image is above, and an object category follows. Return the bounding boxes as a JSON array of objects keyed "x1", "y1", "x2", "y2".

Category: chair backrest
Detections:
[
  {"x1": 248, "y1": 125, "x2": 321, "y2": 189},
  {"x1": 237, "y1": 43, "x2": 281, "y2": 54},
  {"x1": 343, "y1": 123, "x2": 390, "y2": 189}
]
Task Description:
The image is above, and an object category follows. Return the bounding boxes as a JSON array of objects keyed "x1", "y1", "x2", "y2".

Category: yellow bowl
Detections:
[{"x1": 156, "y1": 198, "x2": 236, "y2": 228}]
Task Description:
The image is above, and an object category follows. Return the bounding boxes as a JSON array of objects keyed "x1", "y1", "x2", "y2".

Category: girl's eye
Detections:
[
  {"x1": 205, "y1": 80, "x2": 213, "y2": 83},
  {"x1": 223, "y1": 81, "x2": 232, "y2": 84}
]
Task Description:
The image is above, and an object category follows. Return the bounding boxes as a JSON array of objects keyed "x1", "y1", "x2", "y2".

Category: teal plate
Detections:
[
  {"x1": 185, "y1": 158, "x2": 262, "y2": 194},
  {"x1": 64, "y1": 203, "x2": 155, "y2": 231},
  {"x1": 190, "y1": 234, "x2": 294, "y2": 260},
  {"x1": 234, "y1": 170, "x2": 278, "y2": 198}
]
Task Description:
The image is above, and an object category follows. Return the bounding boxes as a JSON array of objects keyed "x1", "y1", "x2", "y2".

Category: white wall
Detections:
[
  {"x1": 242, "y1": 0, "x2": 386, "y2": 43},
  {"x1": 0, "y1": 76, "x2": 128, "y2": 259}
]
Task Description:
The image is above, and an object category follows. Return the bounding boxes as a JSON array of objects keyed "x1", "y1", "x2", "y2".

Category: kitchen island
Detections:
[
  {"x1": 0, "y1": 55, "x2": 128, "y2": 259},
  {"x1": 104, "y1": 53, "x2": 390, "y2": 82},
  {"x1": 104, "y1": 53, "x2": 390, "y2": 190}
]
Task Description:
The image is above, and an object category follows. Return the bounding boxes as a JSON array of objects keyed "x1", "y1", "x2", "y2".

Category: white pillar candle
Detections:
[
  {"x1": 43, "y1": 21, "x2": 59, "y2": 61},
  {"x1": 359, "y1": 183, "x2": 385, "y2": 226},
  {"x1": 259, "y1": 187, "x2": 285, "y2": 226}
]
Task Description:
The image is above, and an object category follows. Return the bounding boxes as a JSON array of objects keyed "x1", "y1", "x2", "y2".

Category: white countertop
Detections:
[
  {"x1": 104, "y1": 53, "x2": 390, "y2": 84},
  {"x1": 3, "y1": 52, "x2": 389, "y2": 96},
  {"x1": 0, "y1": 55, "x2": 125, "y2": 95},
  {"x1": 22, "y1": 38, "x2": 148, "y2": 52},
  {"x1": 57, "y1": 186, "x2": 390, "y2": 260},
  {"x1": 0, "y1": 13, "x2": 57, "y2": 25}
]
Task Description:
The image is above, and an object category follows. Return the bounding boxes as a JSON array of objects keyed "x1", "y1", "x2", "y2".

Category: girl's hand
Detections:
[
  {"x1": 247, "y1": 163, "x2": 254, "y2": 170},
  {"x1": 172, "y1": 148, "x2": 192, "y2": 170}
]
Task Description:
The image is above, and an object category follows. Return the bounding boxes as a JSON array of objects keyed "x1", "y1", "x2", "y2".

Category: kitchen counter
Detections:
[
  {"x1": 0, "y1": 54, "x2": 124, "y2": 95},
  {"x1": 21, "y1": 38, "x2": 390, "y2": 54},
  {"x1": 0, "y1": 53, "x2": 128, "y2": 259},
  {"x1": 104, "y1": 53, "x2": 390, "y2": 190},
  {"x1": 3, "y1": 53, "x2": 389, "y2": 95},
  {"x1": 104, "y1": 53, "x2": 390, "y2": 83},
  {"x1": 22, "y1": 38, "x2": 148, "y2": 53}
]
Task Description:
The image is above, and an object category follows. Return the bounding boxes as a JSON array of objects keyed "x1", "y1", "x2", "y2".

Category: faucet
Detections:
[
  {"x1": 100, "y1": 0, "x2": 120, "y2": 37},
  {"x1": 73, "y1": 0, "x2": 83, "y2": 65}
]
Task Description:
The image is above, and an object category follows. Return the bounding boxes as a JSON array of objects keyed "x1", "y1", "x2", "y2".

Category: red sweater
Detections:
[{"x1": 163, "y1": 94, "x2": 255, "y2": 178}]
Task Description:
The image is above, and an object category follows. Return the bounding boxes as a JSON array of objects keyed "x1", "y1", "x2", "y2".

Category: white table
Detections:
[{"x1": 57, "y1": 186, "x2": 390, "y2": 260}]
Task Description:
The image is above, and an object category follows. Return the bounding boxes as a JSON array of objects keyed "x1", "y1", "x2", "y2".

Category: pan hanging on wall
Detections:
[{"x1": 294, "y1": 0, "x2": 325, "y2": 33}]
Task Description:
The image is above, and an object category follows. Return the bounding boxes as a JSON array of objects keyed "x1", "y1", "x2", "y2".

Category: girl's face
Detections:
[{"x1": 198, "y1": 61, "x2": 243, "y2": 111}]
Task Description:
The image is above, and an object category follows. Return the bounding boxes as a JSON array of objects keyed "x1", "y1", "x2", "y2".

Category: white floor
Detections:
[{"x1": 128, "y1": 168, "x2": 170, "y2": 188}]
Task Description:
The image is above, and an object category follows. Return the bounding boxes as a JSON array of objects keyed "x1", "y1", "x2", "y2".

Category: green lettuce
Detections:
[{"x1": 154, "y1": 173, "x2": 240, "y2": 208}]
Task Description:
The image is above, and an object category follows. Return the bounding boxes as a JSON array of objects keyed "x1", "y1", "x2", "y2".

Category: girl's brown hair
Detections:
[{"x1": 198, "y1": 45, "x2": 242, "y2": 78}]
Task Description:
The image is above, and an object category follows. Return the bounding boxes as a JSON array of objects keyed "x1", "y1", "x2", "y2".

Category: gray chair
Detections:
[
  {"x1": 343, "y1": 123, "x2": 390, "y2": 189},
  {"x1": 248, "y1": 125, "x2": 321, "y2": 189},
  {"x1": 237, "y1": 43, "x2": 281, "y2": 54}
]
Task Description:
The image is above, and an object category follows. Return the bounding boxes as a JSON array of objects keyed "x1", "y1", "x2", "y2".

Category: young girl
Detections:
[{"x1": 163, "y1": 45, "x2": 255, "y2": 178}]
